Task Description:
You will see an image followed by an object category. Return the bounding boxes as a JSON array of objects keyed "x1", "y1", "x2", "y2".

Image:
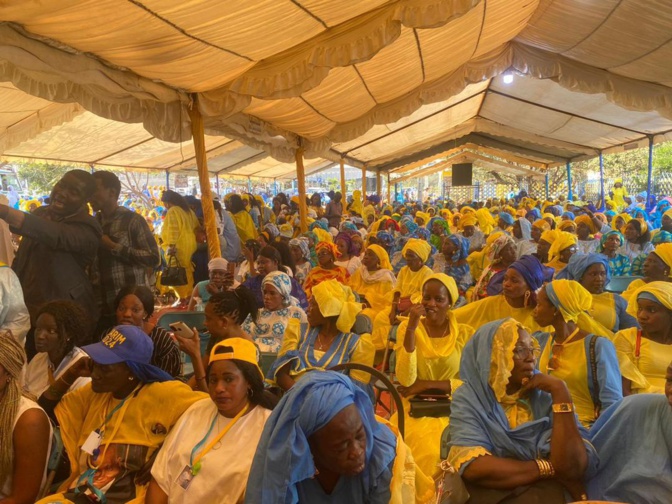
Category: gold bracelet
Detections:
[
  {"x1": 552, "y1": 402, "x2": 574, "y2": 414},
  {"x1": 535, "y1": 459, "x2": 555, "y2": 479}
]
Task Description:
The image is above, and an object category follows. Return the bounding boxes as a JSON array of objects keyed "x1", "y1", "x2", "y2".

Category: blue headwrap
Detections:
[
  {"x1": 605, "y1": 210, "x2": 617, "y2": 218},
  {"x1": 632, "y1": 208, "x2": 649, "y2": 222},
  {"x1": 526, "y1": 208, "x2": 542, "y2": 220},
  {"x1": 447, "y1": 234, "x2": 470, "y2": 261},
  {"x1": 499, "y1": 212, "x2": 515, "y2": 226},
  {"x1": 416, "y1": 228, "x2": 431, "y2": 241},
  {"x1": 555, "y1": 253, "x2": 611, "y2": 285},
  {"x1": 508, "y1": 255, "x2": 553, "y2": 291},
  {"x1": 597, "y1": 230, "x2": 624, "y2": 253},
  {"x1": 401, "y1": 218, "x2": 419, "y2": 235},
  {"x1": 340, "y1": 222, "x2": 358, "y2": 232},
  {"x1": 561, "y1": 211, "x2": 575, "y2": 221},
  {"x1": 451, "y1": 319, "x2": 597, "y2": 467},
  {"x1": 309, "y1": 220, "x2": 329, "y2": 232},
  {"x1": 289, "y1": 237, "x2": 311, "y2": 261},
  {"x1": 245, "y1": 371, "x2": 397, "y2": 503},
  {"x1": 375, "y1": 231, "x2": 395, "y2": 251},
  {"x1": 652, "y1": 230, "x2": 672, "y2": 245},
  {"x1": 517, "y1": 217, "x2": 532, "y2": 241}
]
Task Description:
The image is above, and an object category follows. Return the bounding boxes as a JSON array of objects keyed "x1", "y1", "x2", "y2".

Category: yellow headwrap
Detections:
[
  {"x1": 626, "y1": 281, "x2": 672, "y2": 317},
  {"x1": 612, "y1": 213, "x2": 632, "y2": 231},
  {"x1": 313, "y1": 228, "x2": 333, "y2": 244},
  {"x1": 653, "y1": 243, "x2": 672, "y2": 275},
  {"x1": 440, "y1": 209, "x2": 453, "y2": 221},
  {"x1": 312, "y1": 280, "x2": 363, "y2": 333},
  {"x1": 475, "y1": 208, "x2": 496, "y2": 235},
  {"x1": 575, "y1": 215, "x2": 596, "y2": 234},
  {"x1": 636, "y1": 218, "x2": 648, "y2": 234},
  {"x1": 402, "y1": 238, "x2": 432, "y2": 263},
  {"x1": 461, "y1": 207, "x2": 476, "y2": 215},
  {"x1": 350, "y1": 190, "x2": 363, "y2": 216},
  {"x1": 367, "y1": 244, "x2": 392, "y2": 271},
  {"x1": 546, "y1": 280, "x2": 613, "y2": 337},
  {"x1": 423, "y1": 273, "x2": 459, "y2": 307},
  {"x1": 540, "y1": 229, "x2": 559, "y2": 245},
  {"x1": 532, "y1": 219, "x2": 551, "y2": 232},
  {"x1": 362, "y1": 204, "x2": 376, "y2": 223},
  {"x1": 458, "y1": 214, "x2": 478, "y2": 230},
  {"x1": 415, "y1": 211, "x2": 430, "y2": 226},
  {"x1": 558, "y1": 220, "x2": 577, "y2": 232},
  {"x1": 548, "y1": 231, "x2": 577, "y2": 260},
  {"x1": 664, "y1": 208, "x2": 672, "y2": 222}
]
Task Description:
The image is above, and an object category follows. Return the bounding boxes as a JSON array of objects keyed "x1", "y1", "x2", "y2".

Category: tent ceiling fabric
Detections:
[{"x1": 2, "y1": 1, "x2": 672, "y2": 178}]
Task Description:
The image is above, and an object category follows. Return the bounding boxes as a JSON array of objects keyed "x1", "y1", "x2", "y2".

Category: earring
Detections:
[
  {"x1": 248, "y1": 388, "x2": 254, "y2": 398},
  {"x1": 128, "y1": 376, "x2": 135, "y2": 382},
  {"x1": 523, "y1": 290, "x2": 531, "y2": 307}
]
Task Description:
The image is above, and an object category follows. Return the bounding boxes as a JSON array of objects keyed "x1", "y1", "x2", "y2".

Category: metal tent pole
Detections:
[
  {"x1": 545, "y1": 173, "x2": 549, "y2": 201},
  {"x1": 566, "y1": 161, "x2": 573, "y2": 201},
  {"x1": 165, "y1": 170, "x2": 170, "y2": 190},
  {"x1": 647, "y1": 136, "x2": 654, "y2": 211},
  {"x1": 599, "y1": 152, "x2": 605, "y2": 210}
]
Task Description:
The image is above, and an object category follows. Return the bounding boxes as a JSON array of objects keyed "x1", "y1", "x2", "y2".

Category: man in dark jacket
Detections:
[{"x1": 0, "y1": 169, "x2": 102, "y2": 356}]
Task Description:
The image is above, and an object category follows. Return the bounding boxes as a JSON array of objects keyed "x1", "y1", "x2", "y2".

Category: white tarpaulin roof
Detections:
[{"x1": 2, "y1": 0, "x2": 672, "y2": 177}]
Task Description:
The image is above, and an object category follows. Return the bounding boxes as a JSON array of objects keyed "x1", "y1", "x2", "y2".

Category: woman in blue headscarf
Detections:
[
  {"x1": 555, "y1": 253, "x2": 638, "y2": 332},
  {"x1": 245, "y1": 371, "x2": 415, "y2": 503},
  {"x1": 596, "y1": 230, "x2": 631, "y2": 276},
  {"x1": 432, "y1": 234, "x2": 472, "y2": 296},
  {"x1": 448, "y1": 318, "x2": 597, "y2": 502},
  {"x1": 454, "y1": 256, "x2": 553, "y2": 332},
  {"x1": 586, "y1": 387, "x2": 672, "y2": 502},
  {"x1": 513, "y1": 217, "x2": 536, "y2": 257}
]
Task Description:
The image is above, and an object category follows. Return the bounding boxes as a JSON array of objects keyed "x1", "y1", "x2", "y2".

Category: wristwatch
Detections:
[{"x1": 552, "y1": 402, "x2": 574, "y2": 414}]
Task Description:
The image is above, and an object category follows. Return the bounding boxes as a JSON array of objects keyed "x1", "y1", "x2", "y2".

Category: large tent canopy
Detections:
[{"x1": 2, "y1": 0, "x2": 672, "y2": 180}]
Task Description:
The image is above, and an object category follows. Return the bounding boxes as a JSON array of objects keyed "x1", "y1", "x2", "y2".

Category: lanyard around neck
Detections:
[{"x1": 189, "y1": 403, "x2": 250, "y2": 476}]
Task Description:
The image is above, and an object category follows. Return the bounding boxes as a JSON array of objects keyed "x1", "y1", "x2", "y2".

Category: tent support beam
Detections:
[
  {"x1": 488, "y1": 89, "x2": 648, "y2": 136},
  {"x1": 647, "y1": 136, "x2": 654, "y2": 211},
  {"x1": 376, "y1": 170, "x2": 381, "y2": 198},
  {"x1": 165, "y1": 170, "x2": 170, "y2": 190},
  {"x1": 340, "y1": 158, "x2": 346, "y2": 202},
  {"x1": 215, "y1": 173, "x2": 220, "y2": 196},
  {"x1": 566, "y1": 160, "x2": 573, "y2": 201},
  {"x1": 545, "y1": 173, "x2": 549, "y2": 200},
  {"x1": 188, "y1": 96, "x2": 221, "y2": 259},
  {"x1": 296, "y1": 146, "x2": 308, "y2": 233},
  {"x1": 387, "y1": 171, "x2": 391, "y2": 204},
  {"x1": 362, "y1": 165, "x2": 367, "y2": 202},
  {"x1": 599, "y1": 152, "x2": 605, "y2": 211}
]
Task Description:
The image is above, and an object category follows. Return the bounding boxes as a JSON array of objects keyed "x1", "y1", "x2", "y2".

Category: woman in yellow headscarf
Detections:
[
  {"x1": 611, "y1": 178, "x2": 628, "y2": 211},
  {"x1": 349, "y1": 244, "x2": 397, "y2": 324},
  {"x1": 393, "y1": 274, "x2": 474, "y2": 502},
  {"x1": 459, "y1": 213, "x2": 485, "y2": 254},
  {"x1": 532, "y1": 280, "x2": 620, "y2": 428},
  {"x1": 415, "y1": 211, "x2": 430, "y2": 227},
  {"x1": 614, "y1": 281, "x2": 672, "y2": 395},
  {"x1": 362, "y1": 203, "x2": 376, "y2": 227},
  {"x1": 621, "y1": 243, "x2": 672, "y2": 301},
  {"x1": 269, "y1": 280, "x2": 375, "y2": 390},
  {"x1": 371, "y1": 239, "x2": 433, "y2": 350},
  {"x1": 475, "y1": 208, "x2": 496, "y2": 236},
  {"x1": 611, "y1": 212, "x2": 632, "y2": 232},
  {"x1": 545, "y1": 231, "x2": 578, "y2": 275},
  {"x1": 349, "y1": 189, "x2": 363, "y2": 216}
]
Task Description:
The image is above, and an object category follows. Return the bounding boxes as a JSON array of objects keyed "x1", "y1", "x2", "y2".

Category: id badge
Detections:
[
  {"x1": 81, "y1": 430, "x2": 102, "y2": 456},
  {"x1": 176, "y1": 465, "x2": 194, "y2": 490}
]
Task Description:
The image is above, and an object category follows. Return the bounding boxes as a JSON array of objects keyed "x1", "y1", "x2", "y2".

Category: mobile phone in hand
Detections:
[{"x1": 169, "y1": 322, "x2": 194, "y2": 339}]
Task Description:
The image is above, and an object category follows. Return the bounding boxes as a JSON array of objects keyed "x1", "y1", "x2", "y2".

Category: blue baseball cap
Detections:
[{"x1": 82, "y1": 325, "x2": 154, "y2": 365}]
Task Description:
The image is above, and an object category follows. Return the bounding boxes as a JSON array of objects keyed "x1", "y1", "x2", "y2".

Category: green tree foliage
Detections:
[{"x1": 15, "y1": 161, "x2": 74, "y2": 195}]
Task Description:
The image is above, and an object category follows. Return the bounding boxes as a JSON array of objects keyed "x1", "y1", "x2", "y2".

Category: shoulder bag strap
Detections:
[{"x1": 586, "y1": 334, "x2": 602, "y2": 420}]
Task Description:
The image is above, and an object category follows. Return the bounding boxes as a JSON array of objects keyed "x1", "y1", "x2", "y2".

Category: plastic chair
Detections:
[
  {"x1": 351, "y1": 313, "x2": 373, "y2": 335},
  {"x1": 259, "y1": 352, "x2": 277, "y2": 377},
  {"x1": 605, "y1": 275, "x2": 642, "y2": 293},
  {"x1": 329, "y1": 362, "x2": 405, "y2": 439}
]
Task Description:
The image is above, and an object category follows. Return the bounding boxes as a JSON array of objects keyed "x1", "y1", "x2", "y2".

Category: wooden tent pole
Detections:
[
  {"x1": 361, "y1": 165, "x2": 367, "y2": 202},
  {"x1": 386, "y1": 171, "x2": 391, "y2": 204},
  {"x1": 339, "y1": 158, "x2": 347, "y2": 201},
  {"x1": 376, "y1": 170, "x2": 382, "y2": 199},
  {"x1": 296, "y1": 146, "x2": 308, "y2": 233},
  {"x1": 187, "y1": 95, "x2": 221, "y2": 259}
]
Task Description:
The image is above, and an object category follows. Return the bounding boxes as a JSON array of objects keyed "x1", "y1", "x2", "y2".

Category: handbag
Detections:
[
  {"x1": 162, "y1": 253, "x2": 188, "y2": 286},
  {"x1": 435, "y1": 460, "x2": 470, "y2": 504},
  {"x1": 408, "y1": 389, "x2": 452, "y2": 418}
]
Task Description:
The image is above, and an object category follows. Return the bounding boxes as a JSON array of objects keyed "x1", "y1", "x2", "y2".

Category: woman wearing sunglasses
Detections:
[{"x1": 532, "y1": 279, "x2": 622, "y2": 428}]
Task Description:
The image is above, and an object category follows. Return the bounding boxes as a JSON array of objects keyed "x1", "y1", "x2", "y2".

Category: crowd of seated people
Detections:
[{"x1": 2, "y1": 171, "x2": 672, "y2": 503}]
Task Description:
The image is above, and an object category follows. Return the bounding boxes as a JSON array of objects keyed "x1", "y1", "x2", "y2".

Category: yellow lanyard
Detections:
[{"x1": 190, "y1": 403, "x2": 249, "y2": 476}]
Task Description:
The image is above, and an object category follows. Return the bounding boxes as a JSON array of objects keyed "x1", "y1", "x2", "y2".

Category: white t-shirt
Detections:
[
  {"x1": 0, "y1": 266, "x2": 30, "y2": 344},
  {"x1": 152, "y1": 399, "x2": 271, "y2": 503},
  {"x1": 0, "y1": 397, "x2": 52, "y2": 498},
  {"x1": 22, "y1": 347, "x2": 91, "y2": 398}
]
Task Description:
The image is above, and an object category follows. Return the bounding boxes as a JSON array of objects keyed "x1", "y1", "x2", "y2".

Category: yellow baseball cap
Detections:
[{"x1": 209, "y1": 338, "x2": 263, "y2": 381}]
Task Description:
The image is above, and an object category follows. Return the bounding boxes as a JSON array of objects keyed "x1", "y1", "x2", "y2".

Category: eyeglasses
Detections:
[{"x1": 512, "y1": 346, "x2": 541, "y2": 360}]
